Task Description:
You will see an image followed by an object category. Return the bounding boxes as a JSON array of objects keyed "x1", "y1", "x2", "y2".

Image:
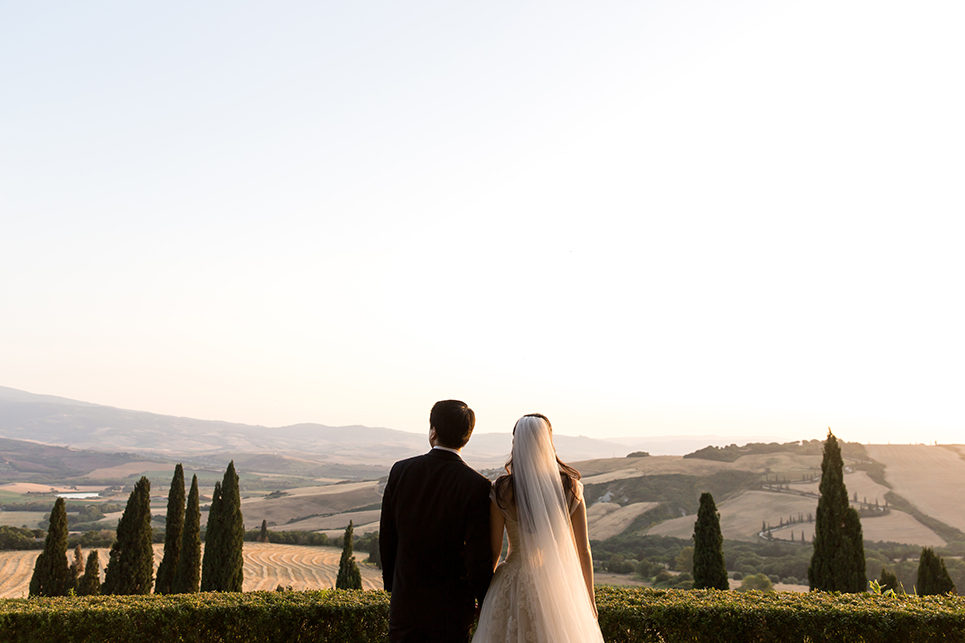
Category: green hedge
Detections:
[{"x1": 2, "y1": 587, "x2": 964, "y2": 642}]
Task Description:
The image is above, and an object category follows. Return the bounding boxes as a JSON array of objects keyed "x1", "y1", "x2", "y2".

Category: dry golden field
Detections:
[
  {"x1": 0, "y1": 542, "x2": 383, "y2": 599},
  {"x1": 646, "y1": 490, "x2": 817, "y2": 541},
  {"x1": 587, "y1": 502, "x2": 660, "y2": 541},
  {"x1": 865, "y1": 445, "x2": 965, "y2": 533},
  {"x1": 241, "y1": 481, "x2": 381, "y2": 530},
  {"x1": 786, "y1": 471, "x2": 889, "y2": 505},
  {"x1": 767, "y1": 509, "x2": 945, "y2": 547}
]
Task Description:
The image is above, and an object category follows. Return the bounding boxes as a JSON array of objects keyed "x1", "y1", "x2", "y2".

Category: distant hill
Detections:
[{"x1": 0, "y1": 386, "x2": 632, "y2": 469}]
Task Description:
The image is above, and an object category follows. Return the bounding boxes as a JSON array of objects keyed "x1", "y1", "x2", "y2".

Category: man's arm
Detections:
[
  {"x1": 465, "y1": 477, "x2": 494, "y2": 606},
  {"x1": 379, "y1": 465, "x2": 399, "y2": 592}
]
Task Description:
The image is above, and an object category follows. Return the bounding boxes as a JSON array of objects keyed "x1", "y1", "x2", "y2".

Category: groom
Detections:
[{"x1": 380, "y1": 400, "x2": 493, "y2": 642}]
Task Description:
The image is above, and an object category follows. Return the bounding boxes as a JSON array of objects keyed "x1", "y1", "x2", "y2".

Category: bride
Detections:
[{"x1": 473, "y1": 414, "x2": 603, "y2": 642}]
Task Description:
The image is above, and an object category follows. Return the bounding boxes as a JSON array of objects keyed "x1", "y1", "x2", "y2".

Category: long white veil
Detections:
[{"x1": 509, "y1": 415, "x2": 602, "y2": 642}]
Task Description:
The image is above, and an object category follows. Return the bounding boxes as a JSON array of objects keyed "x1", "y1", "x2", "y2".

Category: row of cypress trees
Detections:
[{"x1": 29, "y1": 461, "x2": 243, "y2": 596}]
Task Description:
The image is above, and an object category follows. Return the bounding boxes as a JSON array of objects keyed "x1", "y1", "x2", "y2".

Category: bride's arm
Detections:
[
  {"x1": 489, "y1": 498, "x2": 505, "y2": 570},
  {"x1": 570, "y1": 500, "x2": 597, "y2": 618}
]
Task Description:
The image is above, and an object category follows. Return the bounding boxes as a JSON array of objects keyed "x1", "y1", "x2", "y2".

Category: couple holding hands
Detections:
[{"x1": 380, "y1": 400, "x2": 603, "y2": 642}]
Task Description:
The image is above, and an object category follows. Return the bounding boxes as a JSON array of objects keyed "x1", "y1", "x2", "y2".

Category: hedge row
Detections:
[{"x1": 2, "y1": 587, "x2": 965, "y2": 642}]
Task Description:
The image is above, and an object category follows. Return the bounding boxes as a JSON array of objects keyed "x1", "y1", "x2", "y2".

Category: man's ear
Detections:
[{"x1": 429, "y1": 426, "x2": 437, "y2": 446}]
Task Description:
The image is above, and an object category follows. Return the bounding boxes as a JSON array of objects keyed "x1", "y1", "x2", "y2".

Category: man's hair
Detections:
[{"x1": 430, "y1": 400, "x2": 476, "y2": 449}]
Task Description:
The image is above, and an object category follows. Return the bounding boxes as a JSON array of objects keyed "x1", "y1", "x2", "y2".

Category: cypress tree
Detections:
[
  {"x1": 879, "y1": 567, "x2": 900, "y2": 593},
  {"x1": 77, "y1": 551, "x2": 101, "y2": 596},
  {"x1": 217, "y1": 460, "x2": 245, "y2": 592},
  {"x1": 336, "y1": 521, "x2": 362, "y2": 589},
  {"x1": 200, "y1": 461, "x2": 245, "y2": 591},
  {"x1": 200, "y1": 481, "x2": 223, "y2": 591},
  {"x1": 173, "y1": 474, "x2": 201, "y2": 593},
  {"x1": 808, "y1": 430, "x2": 866, "y2": 592},
  {"x1": 917, "y1": 547, "x2": 956, "y2": 595},
  {"x1": 102, "y1": 476, "x2": 154, "y2": 595},
  {"x1": 692, "y1": 492, "x2": 728, "y2": 589},
  {"x1": 69, "y1": 544, "x2": 85, "y2": 587},
  {"x1": 28, "y1": 498, "x2": 72, "y2": 596},
  {"x1": 155, "y1": 463, "x2": 186, "y2": 594},
  {"x1": 259, "y1": 519, "x2": 269, "y2": 543},
  {"x1": 367, "y1": 533, "x2": 382, "y2": 569}
]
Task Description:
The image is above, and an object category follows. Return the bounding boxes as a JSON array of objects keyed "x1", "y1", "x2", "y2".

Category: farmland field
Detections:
[
  {"x1": 865, "y1": 445, "x2": 965, "y2": 533},
  {"x1": 0, "y1": 542, "x2": 383, "y2": 599},
  {"x1": 767, "y1": 509, "x2": 944, "y2": 547}
]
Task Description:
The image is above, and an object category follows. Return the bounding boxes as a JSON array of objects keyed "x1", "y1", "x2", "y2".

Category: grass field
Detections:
[
  {"x1": 786, "y1": 471, "x2": 889, "y2": 505},
  {"x1": 0, "y1": 542, "x2": 383, "y2": 599},
  {"x1": 646, "y1": 490, "x2": 817, "y2": 541},
  {"x1": 0, "y1": 511, "x2": 46, "y2": 528},
  {"x1": 767, "y1": 509, "x2": 944, "y2": 547},
  {"x1": 588, "y1": 502, "x2": 660, "y2": 541},
  {"x1": 241, "y1": 481, "x2": 381, "y2": 530},
  {"x1": 865, "y1": 445, "x2": 965, "y2": 533}
]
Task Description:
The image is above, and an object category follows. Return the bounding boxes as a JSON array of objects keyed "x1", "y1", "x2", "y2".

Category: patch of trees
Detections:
[
  {"x1": 28, "y1": 461, "x2": 244, "y2": 596},
  {"x1": 684, "y1": 439, "x2": 868, "y2": 462}
]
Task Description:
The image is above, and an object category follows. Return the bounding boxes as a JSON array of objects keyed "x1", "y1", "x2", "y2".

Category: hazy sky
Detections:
[{"x1": 2, "y1": 2, "x2": 963, "y2": 445}]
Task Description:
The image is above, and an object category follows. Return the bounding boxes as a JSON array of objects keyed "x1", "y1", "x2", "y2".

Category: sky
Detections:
[{"x1": 2, "y1": 2, "x2": 963, "y2": 445}]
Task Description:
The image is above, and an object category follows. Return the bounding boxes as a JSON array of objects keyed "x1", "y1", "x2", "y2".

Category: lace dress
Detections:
[{"x1": 473, "y1": 482, "x2": 599, "y2": 643}]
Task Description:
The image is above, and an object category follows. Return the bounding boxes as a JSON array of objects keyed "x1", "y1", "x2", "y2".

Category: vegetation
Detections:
[
  {"x1": 736, "y1": 572, "x2": 773, "y2": 592},
  {"x1": 692, "y1": 493, "x2": 728, "y2": 590},
  {"x1": 76, "y1": 552, "x2": 101, "y2": 596},
  {"x1": 102, "y1": 477, "x2": 154, "y2": 595},
  {"x1": 684, "y1": 439, "x2": 868, "y2": 462},
  {"x1": 917, "y1": 547, "x2": 956, "y2": 596},
  {"x1": 258, "y1": 520, "x2": 269, "y2": 543},
  {"x1": 172, "y1": 474, "x2": 201, "y2": 594},
  {"x1": 3, "y1": 587, "x2": 965, "y2": 642},
  {"x1": 367, "y1": 534, "x2": 381, "y2": 569},
  {"x1": 201, "y1": 462, "x2": 244, "y2": 592},
  {"x1": 878, "y1": 567, "x2": 900, "y2": 593},
  {"x1": 28, "y1": 498, "x2": 72, "y2": 597},
  {"x1": 154, "y1": 464, "x2": 185, "y2": 594},
  {"x1": 336, "y1": 522, "x2": 362, "y2": 590},
  {"x1": 808, "y1": 431, "x2": 865, "y2": 592}
]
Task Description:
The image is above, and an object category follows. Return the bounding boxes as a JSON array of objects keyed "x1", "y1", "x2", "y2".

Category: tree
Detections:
[
  {"x1": 28, "y1": 498, "x2": 72, "y2": 596},
  {"x1": 808, "y1": 430, "x2": 866, "y2": 592},
  {"x1": 878, "y1": 567, "x2": 900, "y2": 593},
  {"x1": 367, "y1": 533, "x2": 382, "y2": 569},
  {"x1": 77, "y1": 551, "x2": 101, "y2": 596},
  {"x1": 737, "y1": 572, "x2": 774, "y2": 593},
  {"x1": 201, "y1": 461, "x2": 245, "y2": 591},
  {"x1": 155, "y1": 464, "x2": 186, "y2": 594},
  {"x1": 173, "y1": 474, "x2": 201, "y2": 593},
  {"x1": 70, "y1": 544, "x2": 85, "y2": 585},
  {"x1": 917, "y1": 547, "x2": 956, "y2": 595},
  {"x1": 200, "y1": 480, "x2": 223, "y2": 591},
  {"x1": 103, "y1": 476, "x2": 154, "y2": 594},
  {"x1": 335, "y1": 521, "x2": 362, "y2": 589},
  {"x1": 259, "y1": 519, "x2": 270, "y2": 543},
  {"x1": 692, "y1": 492, "x2": 728, "y2": 589}
]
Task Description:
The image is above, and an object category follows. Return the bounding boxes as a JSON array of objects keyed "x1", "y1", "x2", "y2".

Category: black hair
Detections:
[{"x1": 430, "y1": 400, "x2": 476, "y2": 449}]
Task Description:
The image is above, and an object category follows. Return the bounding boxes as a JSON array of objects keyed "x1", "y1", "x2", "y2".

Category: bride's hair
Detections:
[{"x1": 493, "y1": 413, "x2": 581, "y2": 510}]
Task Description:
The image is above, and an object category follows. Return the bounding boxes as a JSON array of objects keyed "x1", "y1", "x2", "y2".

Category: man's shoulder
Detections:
[{"x1": 388, "y1": 453, "x2": 428, "y2": 475}]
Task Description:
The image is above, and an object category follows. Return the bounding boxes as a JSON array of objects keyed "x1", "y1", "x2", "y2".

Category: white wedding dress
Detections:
[{"x1": 472, "y1": 418, "x2": 603, "y2": 643}]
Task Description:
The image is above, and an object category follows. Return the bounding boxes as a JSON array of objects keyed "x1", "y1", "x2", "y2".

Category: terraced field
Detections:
[{"x1": 0, "y1": 542, "x2": 383, "y2": 598}]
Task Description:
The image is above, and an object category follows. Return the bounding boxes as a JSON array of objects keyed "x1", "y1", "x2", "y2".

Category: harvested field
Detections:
[
  {"x1": 576, "y1": 456, "x2": 732, "y2": 478},
  {"x1": 647, "y1": 491, "x2": 817, "y2": 541},
  {"x1": 320, "y1": 521, "x2": 379, "y2": 539},
  {"x1": 282, "y1": 509, "x2": 381, "y2": 531},
  {"x1": 242, "y1": 481, "x2": 380, "y2": 530},
  {"x1": 786, "y1": 471, "x2": 889, "y2": 505},
  {"x1": 866, "y1": 445, "x2": 965, "y2": 533},
  {"x1": 0, "y1": 511, "x2": 46, "y2": 528},
  {"x1": 83, "y1": 462, "x2": 174, "y2": 479},
  {"x1": 0, "y1": 483, "x2": 107, "y2": 494},
  {"x1": 583, "y1": 469, "x2": 642, "y2": 485},
  {"x1": 0, "y1": 542, "x2": 383, "y2": 598},
  {"x1": 767, "y1": 509, "x2": 945, "y2": 547},
  {"x1": 589, "y1": 502, "x2": 660, "y2": 540}
]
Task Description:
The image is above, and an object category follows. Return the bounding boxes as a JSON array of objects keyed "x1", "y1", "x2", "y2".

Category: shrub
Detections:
[{"x1": 3, "y1": 588, "x2": 965, "y2": 642}]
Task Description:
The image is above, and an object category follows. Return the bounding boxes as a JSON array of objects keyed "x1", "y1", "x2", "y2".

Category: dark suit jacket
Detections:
[{"x1": 380, "y1": 448, "x2": 493, "y2": 642}]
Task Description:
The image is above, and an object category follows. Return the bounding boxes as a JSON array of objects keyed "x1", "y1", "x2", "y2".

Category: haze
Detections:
[{"x1": 2, "y1": 2, "x2": 963, "y2": 444}]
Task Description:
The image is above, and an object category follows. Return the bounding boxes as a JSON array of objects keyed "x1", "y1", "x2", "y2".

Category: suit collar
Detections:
[{"x1": 428, "y1": 447, "x2": 464, "y2": 462}]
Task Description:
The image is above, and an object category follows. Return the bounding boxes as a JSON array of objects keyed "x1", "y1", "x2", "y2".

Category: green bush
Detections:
[{"x1": 2, "y1": 587, "x2": 965, "y2": 642}]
